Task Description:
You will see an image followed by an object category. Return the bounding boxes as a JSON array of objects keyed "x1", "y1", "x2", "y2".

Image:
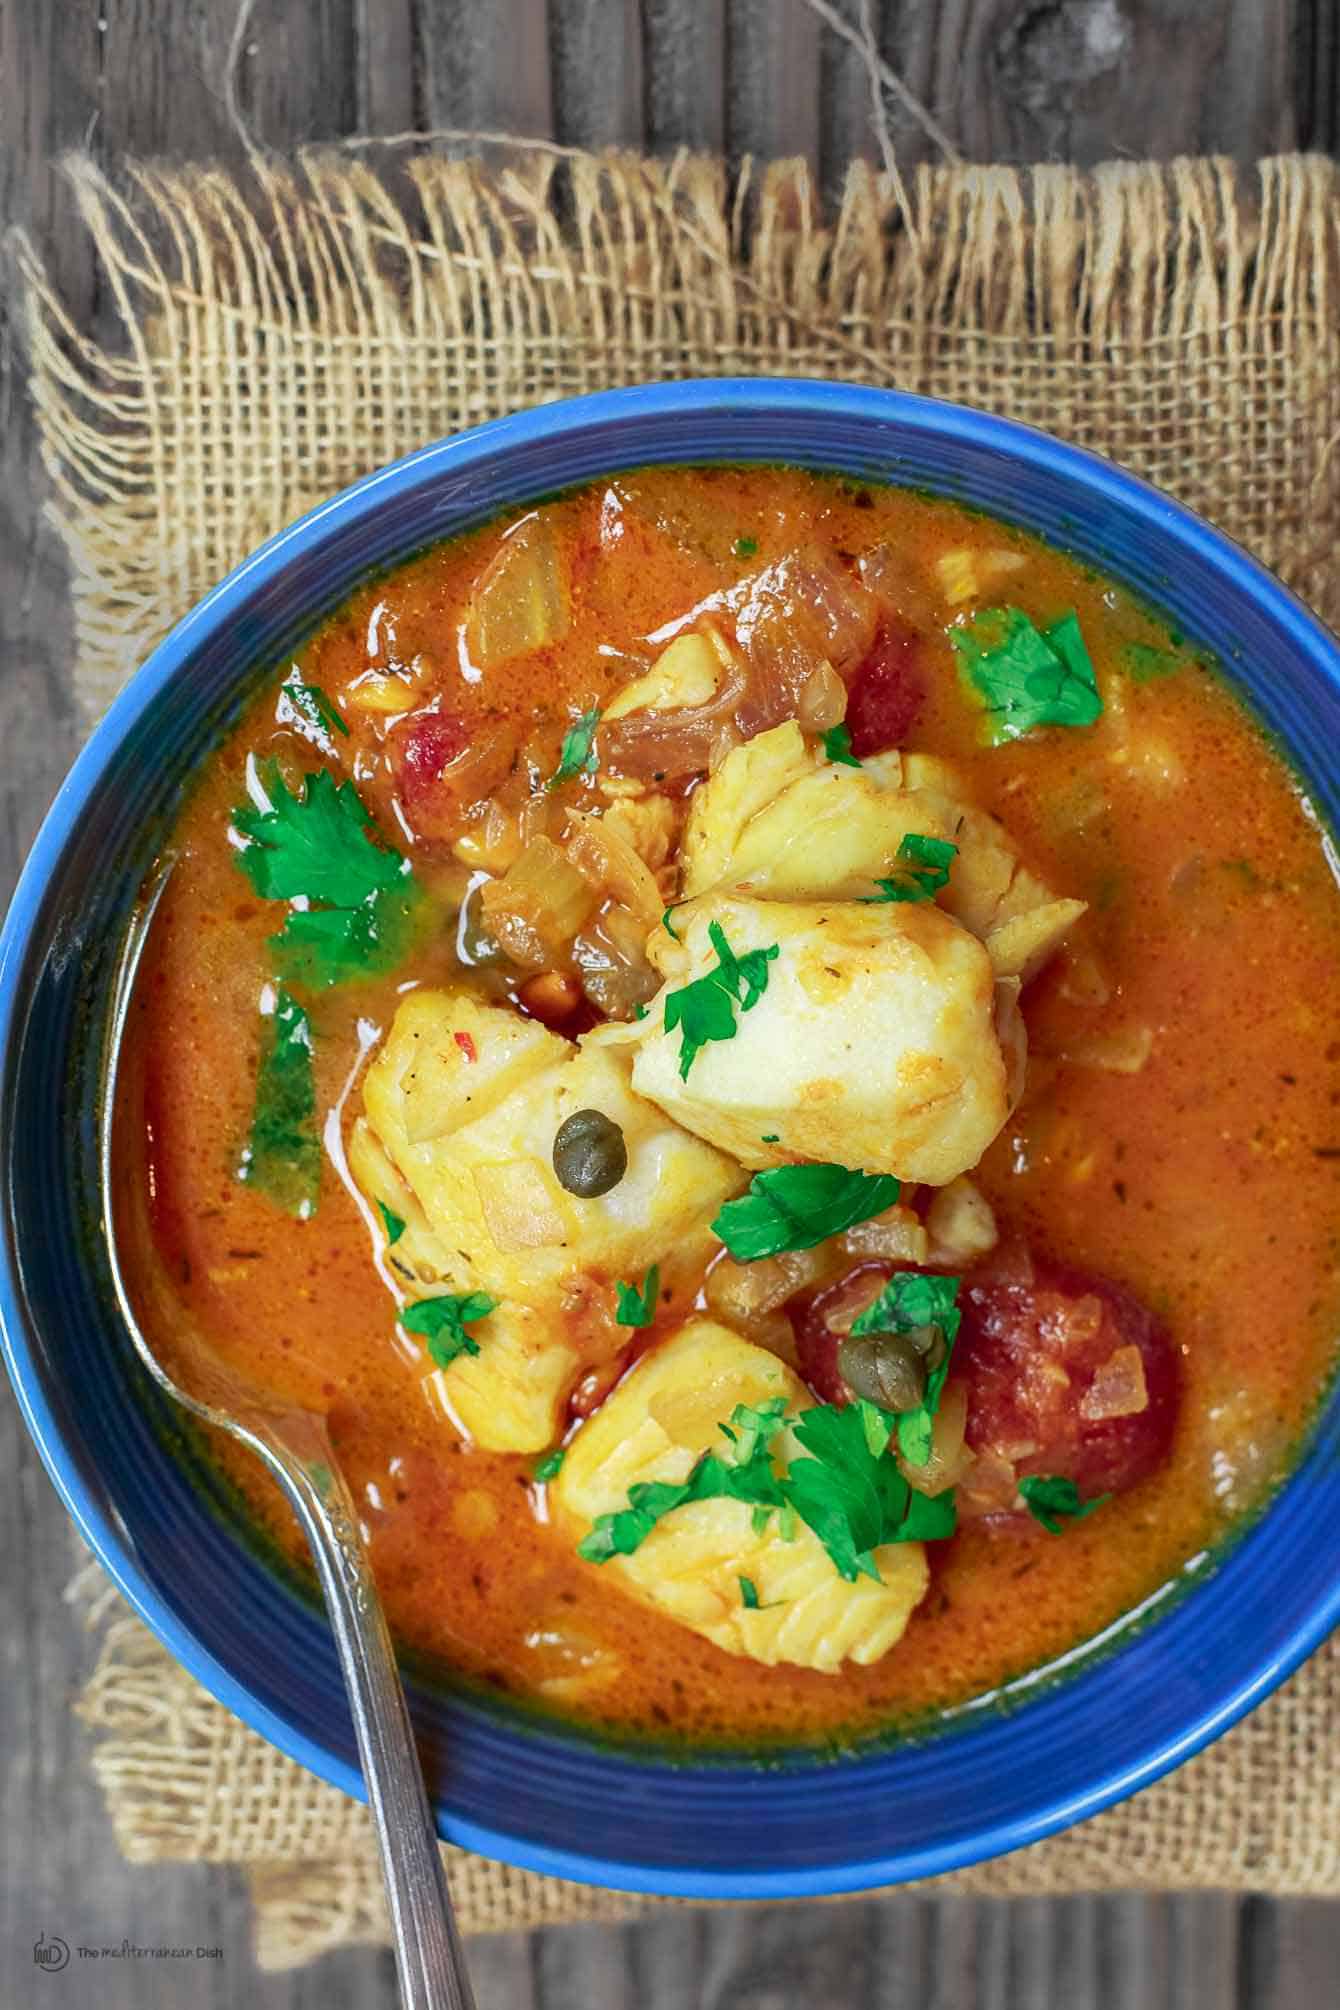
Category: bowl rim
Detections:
[{"x1": 2, "y1": 376, "x2": 1338, "y2": 1899}]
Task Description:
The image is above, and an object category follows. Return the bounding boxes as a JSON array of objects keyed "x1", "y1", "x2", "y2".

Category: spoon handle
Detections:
[{"x1": 264, "y1": 1426, "x2": 476, "y2": 2010}]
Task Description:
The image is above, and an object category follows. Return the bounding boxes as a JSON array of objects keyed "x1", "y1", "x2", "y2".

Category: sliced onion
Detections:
[
  {"x1": 705, "y1": 1248, "x2": 829, "y2": 1324},
  {"x1": 465, "y1": 513, "x2": 569, "y2": 669},
  {"x1": 572, "y1": 908, "x2": 661, "y2": 1018},
  {"x1": 898, "y1": 1382, "x2": 970, "y2": 1497},
  {"x1": 561, "y1": 811, "x2": 662, "y2": 928},
  {"x1": 858, "y1": 542, "x2": 945, "y2": 632},
  {"x1": 602, "y1": 548, "x2": 875, "y2": 780},
  {"x1": 796, "y1": 662, "x2": 848, "y2": 730},
  {"x1": 841, "y1": 1205, "x2": 929, "y2": 1264},
  {"x1": 1080, "y1": 1343, "x2": 1150, "y2": 1422},
  {"x1": 478, "y1": 836, "x2": 597, "y2": 971},
  {"x1": 598, "y1": 651, "x2": 749, "y2": 782}
]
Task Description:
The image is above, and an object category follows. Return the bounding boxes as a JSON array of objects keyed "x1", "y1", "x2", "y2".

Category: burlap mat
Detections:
[{"x1": 20, "y1": 144, "x2": 1340, "y2": 1967}]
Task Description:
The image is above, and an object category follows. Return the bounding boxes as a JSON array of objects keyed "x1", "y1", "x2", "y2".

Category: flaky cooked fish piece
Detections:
[
  {"x1": 350, "y1": 988, "x2": 743, "y2": 1450},
  {"x1": 681, "y1": 722, "x2": 1085, "y2": 983},
  {"x1": 617, "y1": 890, "x2": 1012, "y2": 1183},
  {"x1": 554, "y1": 1319, "x2": 929, "y2": 1672}
]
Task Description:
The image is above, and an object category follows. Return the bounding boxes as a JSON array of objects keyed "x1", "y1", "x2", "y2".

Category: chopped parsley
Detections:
[
  {"x1": 861, "y1": 832, "x2": 957, "y2": 904},
  {"x1": 615, "y1": 1264, "x2": 660, "y2": 1328},
  {"x1": 1019, "y1": 1474, "x2": 1111, "y2": 1533},
  {"x1": 579, "y1": 1391, "x2": 955, "y2": 1583},
  {"x1": 1122, "y1": 641, "x2": 1182, "y2": 683},
  {"x1": 733, "y1": 535, "x2": 759, "y2": 558},
  {"x1": 851, "y1": 1272, "x2": 963, "y2": 1466},
  {"x1": 821, "y1": 723, "x2": 861, "y2": 768},
  {"x1": 578, "y1": 1398, "x2": 787, "y2": 1564},
  {"x1": 712, "y1": 1163, "x2": 901, "y2": 1262},
  {"x1": 663, "y1": 920, "x2": 779, "y2": 1080},
  {"x1": 739, "y1": 1575, "x2": 761, "y2": 1608},
  {"x1": 533, "y1": 1448, "x2": 566, "y2": 1483},
  {"x1": 237, "y1": 986, "x2": 320, "y2": 1216},
  {"x1": 232, "y1": 764, "x2": 422, "y2": 989},
  {"x1": 951, "y1": 605, "x2": 1102, "y2": 743},
  {"x1": 377, "y1": 1201, "x2": 407, "y2": 1245},
  {"x1": 280, "y1": 676, "x2": 349, "y2": 739},
  {"x1": 548, "y1": 705, "x2": 600, "y2": 788},
  {"x1": 401, "y1": 1290, "x2": 498, "y2": 1370}
]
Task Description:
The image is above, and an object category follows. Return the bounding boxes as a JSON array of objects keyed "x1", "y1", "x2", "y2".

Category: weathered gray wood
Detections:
[
  {"x1": 417, "y1": 0, "x2": 555, "y2": 139},
  {"x1": 727, "y1": 0, "x2": 823, "y2": 170},
  {"x1": 550, "y1": 0, "x2": 646, "y2": 149},
  {"x1": 644, "y1": 0, "x2": 727, "y2": 153},
  {"x1": 0, "y1": 1, "x2": 1335, "y2": 2005},
  {"x1": 885, "y1": 0, "x2": 1297, "y2": 166}
]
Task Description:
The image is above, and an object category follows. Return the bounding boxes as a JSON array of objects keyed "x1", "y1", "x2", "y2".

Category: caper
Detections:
[
  {"x1": 552, "y1": 1108, "x2": 628, "y2": 1198},
  {"x1": 837, "y1": 1330, "x2": 928, "y2": 1413},
  {"x1": 902, "y1": 1322, "x2": 948, "y2": 1371}
]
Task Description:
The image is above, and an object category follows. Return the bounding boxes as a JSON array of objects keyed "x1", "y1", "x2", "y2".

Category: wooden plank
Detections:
[
  {"x1": 355, "y1": 0, "x2": 416, "y2": 136},
  {"x1": 886, "y1": 0, "x2": 1297, "y2": 165},
  {"x1": 727, "y1": 0, "x2": 822, "y2": 172},
  {"x1": 417, "y1": 0, "x2": 555, "y2": 139},
  {"x1": 643, "y1": 0, "x2": 727, "y2": 153},
  {"x1": 549, "y1": 0, "x2": 645, "y2": 149}
]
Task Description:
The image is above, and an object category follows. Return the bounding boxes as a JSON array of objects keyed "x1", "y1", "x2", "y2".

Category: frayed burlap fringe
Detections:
[
  {"x1": 24, "y1": 145, "x2": 1340, "y2": 1967},
  {"x1": 72, "y1": 1578, "x2": 1340, "y2": 1971},
  {"x1": 18, "y1": 146, "x2": 1340, "y2": 726}
]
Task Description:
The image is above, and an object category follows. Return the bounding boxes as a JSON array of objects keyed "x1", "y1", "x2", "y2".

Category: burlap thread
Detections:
[{"x1": 22, "y1": 143, "x2": 1340, "y2": 1968}]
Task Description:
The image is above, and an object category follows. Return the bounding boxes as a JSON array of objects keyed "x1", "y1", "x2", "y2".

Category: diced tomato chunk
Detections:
[
  {"x1": 399, "y1": 713, "x2": 470, "y2": 805},
  {"x1": 844, "y1": 621, "x2": 926, "y2": 756},
  {"x1": 955, "y1": 1257, "x2": 1178, "y2": 1509},
  {"x1": 789, "y1": 1248, "x2": 1179, "y2": 1521}
]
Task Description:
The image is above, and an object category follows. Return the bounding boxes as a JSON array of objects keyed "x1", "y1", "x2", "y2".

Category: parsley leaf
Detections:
[
  {"x1": 232, "y1": 765, "x2": 422, "y2": 989},
  {"x1": 662, "y1": 920, "x2": 779, "y2": 1080},
  {"x1": 952, "y1": 605, "x2": 1103, "y2": 743},
  {"x1": 861, "y1": 832, "x2": 958, "y2": 904},
  {"x1": 578, "y1": 1398, "x2": 786, "y2": 1563},
  {"x1": 615, "y1": 1264, "x2": 660, "y2": 1328},
  {"x1": 401, "y1": 1291, "x2": 498, "y2": 1370},
  {"x1": 579, "y1": 1389, "x2": 956, "y2": 1585},
  {"x1": 733, "y1": 535, "x2": 759, "y2": 558},
  {"x1": 280, "y1": 677, "x2": 350, "y2": 739},
  {"x1": 234, "y1": 766, "x2": 404, "y2": 906},
  {"x1": 548, "y1": 705, "x2": 600, "y2": 788},
  {"x1": 237, "y1": 986, "x2": 320, "y2": 1216},
  {"x1": 851, "y1": 1271, "x2": 963, "y2": 1467},
  {"x1": 713, "y1": 1164, "x2": 901, "y2": 1262},
  {"x1": 377, "y1": 1201, "x2": 406, "y2": 1245},
  {"x1": 739, "y1": 1575, "x2": 761, "y2": 1608},
  {"x1": 1019, "y1": 1474, "x2": 1111, "y2": 1533},
  {"x1": 822, "y1": 723, "x2": 861, "y2": 768},
  {"x1": 533, "y1": 1448, "x2": 566, "y2": 1483},
  {"x1": 1122, "y1": 641, "x2": 1182, "y2": 683}
]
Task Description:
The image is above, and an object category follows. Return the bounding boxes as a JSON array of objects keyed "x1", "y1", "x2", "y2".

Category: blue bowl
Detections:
[{"x1": 2, "y1": 380, "x2": 1338, "y2": 1897}]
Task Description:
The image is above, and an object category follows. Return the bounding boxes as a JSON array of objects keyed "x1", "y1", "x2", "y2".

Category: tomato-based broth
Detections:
[{"x1": 118, "y1": 465, "x2": 1340, "y2": 1746}]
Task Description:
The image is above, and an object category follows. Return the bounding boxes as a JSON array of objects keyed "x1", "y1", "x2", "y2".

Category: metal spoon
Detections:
[{"x1": 98, "y1": 861, "x2": 476, "y2": 2010}]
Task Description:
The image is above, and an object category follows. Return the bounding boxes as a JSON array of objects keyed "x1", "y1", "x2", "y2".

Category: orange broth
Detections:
[{"x1": 118, "y1": 466, "x2": 1340, "y2": 1746}]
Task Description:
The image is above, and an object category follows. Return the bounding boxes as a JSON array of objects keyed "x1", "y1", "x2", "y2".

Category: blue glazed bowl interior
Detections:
[{"x1": 2, "y1": 381, "x2": 1338, "y2": 1897}]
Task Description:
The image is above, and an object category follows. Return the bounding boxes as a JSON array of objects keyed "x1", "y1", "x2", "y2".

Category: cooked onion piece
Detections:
[{"x1": 465, "y1": 512, "x2": 569, "y2": 668}]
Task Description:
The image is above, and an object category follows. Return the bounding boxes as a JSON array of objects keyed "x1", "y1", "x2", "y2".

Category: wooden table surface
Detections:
[{"x1": 1, "y1": 3, "x2": 1336, "y2": 2004}]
